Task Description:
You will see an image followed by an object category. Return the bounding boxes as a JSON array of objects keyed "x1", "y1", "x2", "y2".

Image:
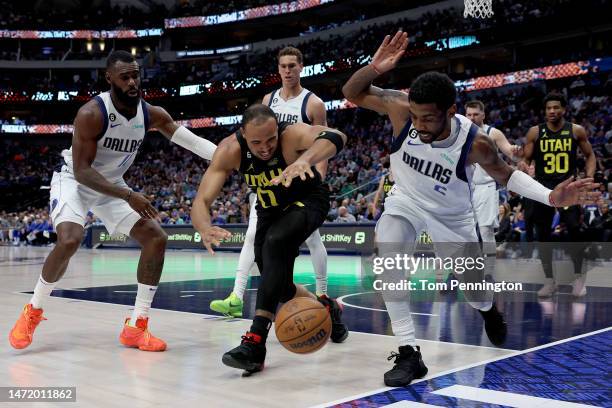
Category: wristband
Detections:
[
  {"x1": 371, "y1": 63, "x2": 383, "y2": 75},
  {"x1": 506, "y1": 170, "x2": 554, "y2": 206}
]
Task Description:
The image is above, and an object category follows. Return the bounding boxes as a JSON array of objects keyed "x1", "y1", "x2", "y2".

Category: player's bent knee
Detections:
[
  {"x1": 150, "y1": 229, "x2": 168, "y2": 248},
  {"x1": 263, "y1": 229, "x2": 287, "y2": 250},
  {"x1": 57, "y1": 235, "x2": 82, "y2": 254},
  {"x1": 132, "y1": 221, "x2": 167, "y2": 248}
]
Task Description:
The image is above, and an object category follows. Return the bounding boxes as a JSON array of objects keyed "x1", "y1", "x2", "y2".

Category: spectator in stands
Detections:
[
  {"x1": 587, "y1": 199, "x2": 612, "y2": 241},
  {"x1": 496, "y1": 204, "x2": 513, "y2": 243},
  {"x1": 211, "y1": 209, "x2": 226, "y2": 225},
  {"x1": 512, "y1": 211, "x2": 527, "y2": 242},
  {"x1": 335, "y1": 206, "x2": 356, "y2": 223}
]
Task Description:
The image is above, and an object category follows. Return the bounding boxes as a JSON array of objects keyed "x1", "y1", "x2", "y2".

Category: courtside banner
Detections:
[{"x1": 90, "y1": 223, "x2": 375, "y2": 254}]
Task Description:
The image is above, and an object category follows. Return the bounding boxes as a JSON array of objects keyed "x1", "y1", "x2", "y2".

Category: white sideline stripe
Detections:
[
  {"x1": 180, "y1": 290, "x2": 213, "y2": 293},
  {"x1": 432, "y1": 385, "x2": 600, "y2": 408},
  {"x1": 310, "y1": 327, "x2": 612, "y2": 408},
  {"x1": 350, "y1": 330, "x2": 515, "y2": 352}
]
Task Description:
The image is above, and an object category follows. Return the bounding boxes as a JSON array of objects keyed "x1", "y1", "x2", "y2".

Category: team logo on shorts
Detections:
[
  {"x1": 109, "y1": 113, "x2": 116, "y2": 122},
  {"x1": 50, "y1": 199, "x2": 58, "y2": 212}
]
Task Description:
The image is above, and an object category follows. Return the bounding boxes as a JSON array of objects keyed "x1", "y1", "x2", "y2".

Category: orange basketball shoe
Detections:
[
  {"x1": 9, "y1": 304, "x2": 47, "y2": 349},
  {"x1": 119, "y1": 317, "x2": 167, "y2": 352}
]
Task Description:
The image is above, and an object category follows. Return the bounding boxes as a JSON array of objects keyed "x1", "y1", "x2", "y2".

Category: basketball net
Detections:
[{"x1": 464, "y1": 0, "x2": 493, "y2": 18}]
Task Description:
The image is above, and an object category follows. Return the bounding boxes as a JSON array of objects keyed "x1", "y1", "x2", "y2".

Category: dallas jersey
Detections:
[
  {"x1": 61, "y1": 91, "x2": 149, "y2": 180},
  {"x1": 472, "y1": 124, "x2": 495, "y2": 185},
  {"x1": 267, "y1": 87, "x2": 313, "y2": 124},
  {"x1": 389, "y1": 114, "x2": 479, "y2": 216}
]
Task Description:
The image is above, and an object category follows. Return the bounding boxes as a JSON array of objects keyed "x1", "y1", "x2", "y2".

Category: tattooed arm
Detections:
[{"x1": 342, "y1": 30, "x2": 410, "y2": 129}]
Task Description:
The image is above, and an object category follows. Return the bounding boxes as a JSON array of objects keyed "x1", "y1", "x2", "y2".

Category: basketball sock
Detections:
[
  {"x1": 130, "y1": 283, "x2": 157, "y2": 326},
  {"x1": 249, "y1": 315, "x2": 272, "y2": 342},
  {"x1": 30, "y1": 275, "x2": 57, "y2": 309},
  {"x1": 233, "y1": 224, "x2": 256, "y2": 300},
  {"x1": 305, "y1": 230, "x2": 328, "y2": 296},
  {"x1": 376, "y1": 214, "x2": 418, "y2": 347},
  {"x1": 384, "y1": 301, "x2": 417, "y2": 347}
]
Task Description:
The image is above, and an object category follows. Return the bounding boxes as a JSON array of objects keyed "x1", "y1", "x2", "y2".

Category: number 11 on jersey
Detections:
[{"x1": 257, "y1": 189, "x2": 278, "y2": 208}]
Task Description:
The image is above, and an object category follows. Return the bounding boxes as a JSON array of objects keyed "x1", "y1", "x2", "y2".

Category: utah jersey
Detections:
[
  {"x1": 471, "y1": 124, "x2": 496, "y2": 185},
  {"x1": 533, "y1": 121, "x2": 577, "y2": 188},
  {"x1": 382, "y1": 173, "x2": 395, "y2": 199},
  {"x1": 267, "y1": 88, "x2": 313, "y2": 124},
  {"x1": 61, "y1": 92, "x2": 149, "y2": 180},
  {"x1": 236, "y1": 122, "x2": 324, "y2": 213},
  {"x1": 390, "y1": 114, "x2": 480, "y2": 216}
]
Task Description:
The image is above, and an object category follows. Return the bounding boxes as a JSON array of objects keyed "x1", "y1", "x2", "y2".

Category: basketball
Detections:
[{"x1": 275, "y1": 297, "x2": 332, "y2": 354}]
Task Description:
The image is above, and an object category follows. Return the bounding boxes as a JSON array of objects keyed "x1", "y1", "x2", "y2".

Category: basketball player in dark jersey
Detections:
[
  {"x1": 373, "y1": 161, "x2": 395, "y2": 212},
  {"x1": 191, "y1": 104, "x2": 349, "y2": 375},
  {"x1": 522, "y1": 92, "x2": 596, "y2": 297}
]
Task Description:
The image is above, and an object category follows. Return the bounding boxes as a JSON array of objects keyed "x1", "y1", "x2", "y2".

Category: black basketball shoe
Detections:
[
  {"x1": 317, "y1": 295, "x2": 349, "y2": 343},
  {"x1": 222, "y1": 332, "x2": 266, "y2": 374},
  {"x1": 384, "y1": 345, "x2": 428, "y2": 387},
  {"x1": 478, "y1": 302, "x2": 507, "y2": 346}
]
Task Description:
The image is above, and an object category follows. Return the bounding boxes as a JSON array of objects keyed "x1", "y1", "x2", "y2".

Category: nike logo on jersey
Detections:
[
  {"x1": 110, "y1": 123, "x2": 122, "y2": 128},
  {"x1": 406, "y1": 140, "x2": 424, "y2": 146},
  {"x1": 402, "y1": 151, "x2": 453, "y2": 184}
]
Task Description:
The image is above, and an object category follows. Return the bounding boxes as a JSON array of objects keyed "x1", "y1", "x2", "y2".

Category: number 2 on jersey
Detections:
[{"x1": 543, "y1": 152, "x2": 569, "y2": 174}]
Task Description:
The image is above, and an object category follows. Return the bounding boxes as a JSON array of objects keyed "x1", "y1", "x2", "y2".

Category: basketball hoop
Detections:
[{"x1": 464, "y1": 0, "x2": 493, "y2": 18}]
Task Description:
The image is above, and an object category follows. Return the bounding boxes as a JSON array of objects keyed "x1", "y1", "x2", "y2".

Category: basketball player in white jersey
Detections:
[
  {"x1": 465, "y1": 100, "x2": 521, "y2": 277},
  {"x1": 343, "y1": 31, "x2": 599, "y2": 386},
  {"x1": 9, "y1": 51, "x2": 216, "y2": 352},
  {"x1": 210, "y1": 47, "x2": 329, "y2": 317}
]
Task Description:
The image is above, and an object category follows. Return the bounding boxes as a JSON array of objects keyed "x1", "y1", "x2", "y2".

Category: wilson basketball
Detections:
[{"x1": 275, "y1": 297, "x2": 332, "y2": 354}]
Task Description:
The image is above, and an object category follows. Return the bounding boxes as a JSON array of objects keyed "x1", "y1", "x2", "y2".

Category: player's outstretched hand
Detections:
[
  {"x1": 128, "y1": 191, "x2": 158, "y2": 219},
  {"x1": 511, "y1": 145, "x2": 524, "y2": 160},
  {"x1": 549, "y1": 177, "x2": 601, "y2": 207},
  {"x1": 201, "y1": 226, "x2": 232, "y2": 255},
  {"x1": 272, "y1": 159, "x2": 315, "y2": 188},
  {"x1": 371, "y1": 30, "x2": 409, "y2": 74}
]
